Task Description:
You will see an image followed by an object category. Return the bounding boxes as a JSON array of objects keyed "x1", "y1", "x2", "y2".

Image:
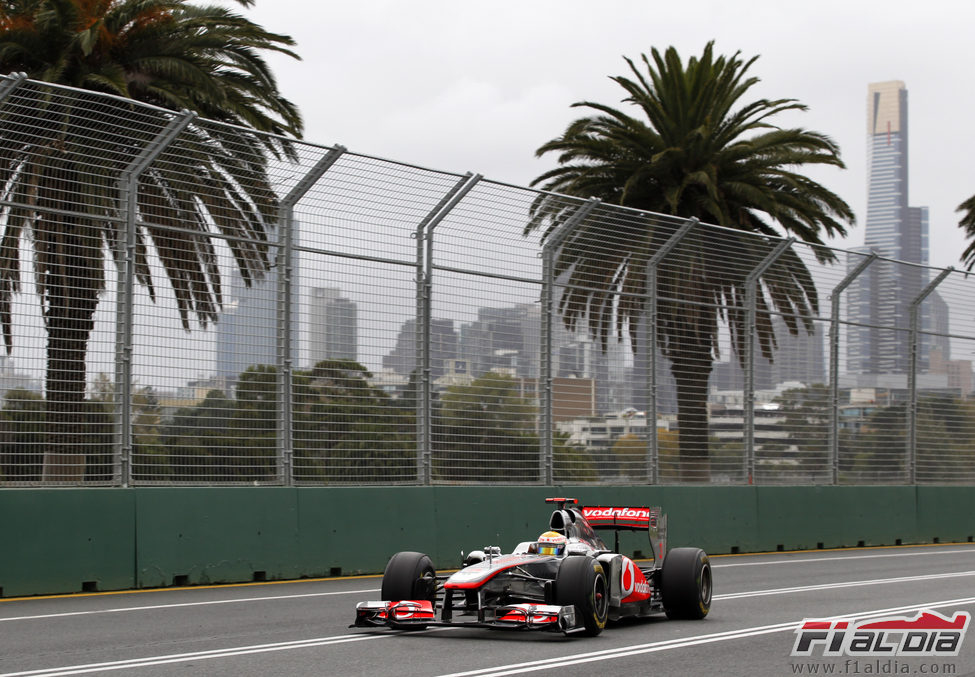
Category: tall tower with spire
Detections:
[{"x1": 846, "y1": 81, "x2": 949, "y2": 376}]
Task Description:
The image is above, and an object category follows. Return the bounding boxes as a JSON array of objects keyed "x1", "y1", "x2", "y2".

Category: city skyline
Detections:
[{"x1": 5, "y1": 62, "x2": 974, "y2": 402}]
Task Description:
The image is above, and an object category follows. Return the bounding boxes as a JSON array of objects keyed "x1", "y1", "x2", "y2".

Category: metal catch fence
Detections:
[{"x1": 1, "y1": 74, "x2": 974, "y2": 486}]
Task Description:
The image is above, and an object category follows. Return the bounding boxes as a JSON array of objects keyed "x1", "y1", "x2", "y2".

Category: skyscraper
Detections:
[
  {"x1": 846, "y1": 81, "x2": 949, "y2": 376},
  {"x1": 215, "y1": 228, "x2": 300, "y2": 393},
  {"x1": 865, "y1": 81, "x2": 909, "y2": 258},
  {"x1": 382, "y1": 318, "x2": 458, "y2": 379},
  {"x1": 308, "y1": 287, "x2": 358, "y2": 365},
  {"x1": 215, "y1": 266, "x2": 280, "y2": 391},
  {"x1": 459, "y1": 304, "x2": 541, "y2": 378}
]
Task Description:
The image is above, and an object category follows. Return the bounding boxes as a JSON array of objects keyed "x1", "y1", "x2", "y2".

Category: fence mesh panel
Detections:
[{"x1": 1, "y1": 75, "x2": 974, "y2": 486}]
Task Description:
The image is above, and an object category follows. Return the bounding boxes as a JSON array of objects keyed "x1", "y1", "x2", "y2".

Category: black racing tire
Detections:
[
  {"x1": 380, "y1": 551, "x2": 436, "y2": 603},
  {"x1": 555, "y1": 555, "x2": 609, "y2": 636},
  {"x1": 660, "y1": 547, "x2": 712, "y2": 620}
]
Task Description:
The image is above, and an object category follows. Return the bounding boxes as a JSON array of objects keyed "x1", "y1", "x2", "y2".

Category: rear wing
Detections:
[
  {"x1": 581, "y1": 506, "x2": 657, "y2": 530},
  {"x1": 581, "y1": 505, "x2": 668, "y2": 566}
]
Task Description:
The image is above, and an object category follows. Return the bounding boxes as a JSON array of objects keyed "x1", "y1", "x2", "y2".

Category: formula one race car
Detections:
[{"x1": 352, "y1": 497, "x2": 712, "y2": 637}]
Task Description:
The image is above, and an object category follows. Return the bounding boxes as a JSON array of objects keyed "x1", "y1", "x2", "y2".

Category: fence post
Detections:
[
  {"x1": 274, "y1": 145, "x2": 346, "y2": 486},
  {"x1": 115, "y1": 111, "x2": 195, "y2": 487},
  {"x1": 0, "y1": 72, "x2": 27, "y2": 101},
  {"x1": 539, "y1": 198, "x2": 600, "y2": 484},
  {"x1": 907, "y1": 266, "x2": 953, "y2": 485},
  {"x1": 828, "y1": 252, "x2": 876, "y2": 484},
  {"x1": 643, "y1": 218, "x2": 697, "y2": 484},
  {"x1": 743, "y1": 237, "x2": 794, "y2": 484},
  {"x1": 414, "y1": 173, "x2": 481, "y2": 485}
]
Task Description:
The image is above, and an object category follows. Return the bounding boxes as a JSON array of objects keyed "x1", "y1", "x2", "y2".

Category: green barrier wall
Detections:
[
  {"x1": 0, "y1": 489, "x2": 136, "y2": 596},
  {"x1": 1, "y1": 486, "x2": 973, "y2": 598}
]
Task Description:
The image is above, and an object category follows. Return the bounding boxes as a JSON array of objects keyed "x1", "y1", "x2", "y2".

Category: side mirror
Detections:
[{"x1": 463, "y1": 550, "x2": 486, "y2": 567}]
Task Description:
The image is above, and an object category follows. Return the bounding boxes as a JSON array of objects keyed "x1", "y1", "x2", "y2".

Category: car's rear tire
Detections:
[
  {"x1": 555, "y1": 555, "x2": 609, "y2": 636},
  {"x1": 381, "y1": 551, "x2": 436, "y2": 602},
  {"x1": 660, "y1": 547, "x2": 712, "y2": 620}
]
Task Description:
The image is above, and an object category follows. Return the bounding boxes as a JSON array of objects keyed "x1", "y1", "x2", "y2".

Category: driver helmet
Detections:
[{"x1": 536, "y1": 530, "x2": 568, "y2": 557}]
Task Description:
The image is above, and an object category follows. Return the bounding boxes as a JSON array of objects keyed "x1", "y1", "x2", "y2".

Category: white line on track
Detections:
[
  {"x1": 715, "y1": 569, "x2": 975, "y2": 599},
  {"x1": 434, "y1": 596, "x2": 975, "y2": 677},
  {"x1": 0, "y1": 633, "x2": 395, "y2": 677},
  {"x1": 0, "y1": 589, "x2": 380, "y2": 623},
  {"x1": 713, "y1": 547, "x2": 975, "y2": 568}
]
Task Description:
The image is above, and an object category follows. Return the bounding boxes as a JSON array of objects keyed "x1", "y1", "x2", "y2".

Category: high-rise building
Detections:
[
  {"x1": 308, "y1": 287, "x2": 358, "y2": 365},
  {"x1": 459, "y1": 304, "x2": 541, "y2": 378},
  {"x1": 215, "y1": 267, "x2": 279, "y2": 391},
  {"x1": 846, "y1": 81, "x2": 949, "y2": 376},
  {"x1": 215, "y1": 228, "x2": 302, "y2": 393},
  {"x1": 382, "y1": 318, "x2": 459, "y2": 379},
  {"x1": 865, "y1": 81, "x2": 909, "y2": 258}
]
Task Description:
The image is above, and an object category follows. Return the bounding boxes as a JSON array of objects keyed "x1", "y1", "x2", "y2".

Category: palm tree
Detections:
[
  {"x1": 527, "y1": 43, "x2": 854, "y2": 481},
  {"x1": 0, "y1": 0, "x2": 302, "y2": 480},
  {"x1": 958, "y1": 196, "x2": 975, "y2": 270}
]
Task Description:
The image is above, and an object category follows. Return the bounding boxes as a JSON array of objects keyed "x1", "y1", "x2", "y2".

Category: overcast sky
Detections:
[{"x1": 232, "y1": 0, "x2": 972, "y2": 268}]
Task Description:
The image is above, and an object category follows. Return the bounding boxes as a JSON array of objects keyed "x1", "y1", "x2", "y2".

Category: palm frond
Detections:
[
  {"x1": 957, "y1": 194, "x2": 975, "y2": 271},
  {"x1": 0, "y1": 0, "x2": 302, "y2": 375},
  {"x1": 528, "y1": 42, "x2": 855, "y2": 367}
]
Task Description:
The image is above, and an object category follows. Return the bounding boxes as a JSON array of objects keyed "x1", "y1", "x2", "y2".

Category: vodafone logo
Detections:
[
  {"x1": 621, "y1": 557, "x2": 635, "y2": 597},
  {"x1": 583, "y1": 507, "x2": 650, "y2": 521},
  {"x1": 619, "y1": 556, "x2": 651, "y2": 600}
]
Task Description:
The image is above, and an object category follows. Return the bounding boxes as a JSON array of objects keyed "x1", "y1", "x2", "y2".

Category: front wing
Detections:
[{"x1": 352, "y1": 599, "x2": 585, "y2": 634}]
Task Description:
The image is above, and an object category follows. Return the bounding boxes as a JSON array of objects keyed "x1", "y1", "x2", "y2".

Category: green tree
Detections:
[
  {"x1": 864, "y1": 392, "x2": 975, "y2": 483},
  {"x1": 849, "y1": 393, "x2": 975, "y2": 484},
  {"x1": 919, "y1": 397, "x2": 975, "y2": 483},
  {"x1": 844, "y1": 402, "x2": 907, "y2": 482},
  {"x1": 154, "y1": 361, "x2": 415, "y2": 483},
  {"x1": 527, "y1": 43, "x2": 854, "y2": 481},
  {"x1": 161, "y1": 388, "x2": 236, "y2": 481},
  {"x1": 82, "y1": 373, "x2": 170, "y2": 481},
  {"x1": 773, "y1": 384, "x2": 831, "y2": 480},
  {"x1": 292, "y1": 360, "x2": 415, "y2": 483},
  {"x1": 0, "y1": 0, "x2": 302, "y2": 480},
  {"x1": 131, "y1": 385, "x2": 168, "y2": 480},
  {"x1": 608, "y1": 433, "x2": 646, "y2": 480},
  {"x1": 657, "y1": 428, "x2": 680, "y2": 482},
  {"x1": 552, "y1": 431, "x2": 595, "y2": 483},
  {"x1": 434, "y1": 372, "x2": 539, "y2": 482},
  {"x1": 231, "y1": 364, "x2": 278, "y2": 479},
  {"x1": 85, "y1": 373, "x2": 118, "y2": 481},
  {"x1": 0, "y1": 387, "x2": 44, "y2": 480},
  {"x1": 158, "y1": 365, "x2": 283, "y2": 482}
]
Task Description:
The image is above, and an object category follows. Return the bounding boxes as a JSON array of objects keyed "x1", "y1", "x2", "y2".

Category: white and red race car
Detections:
[{"x1": 352, "y1": 497, "x2": 712, "y2": 636}]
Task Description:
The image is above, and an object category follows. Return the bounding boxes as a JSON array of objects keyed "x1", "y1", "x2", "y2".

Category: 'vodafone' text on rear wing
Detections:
[{"x1": 581, "y1": 505, "x2": 667, "y2": 565}]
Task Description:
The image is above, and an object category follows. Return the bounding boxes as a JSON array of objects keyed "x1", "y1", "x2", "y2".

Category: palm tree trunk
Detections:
[
  {"x1": 40, "y1": 223, "x2": 101, "y2": 483},
  {"x1": 670, "y1": 347, "x2": 713, "y2": 483}
]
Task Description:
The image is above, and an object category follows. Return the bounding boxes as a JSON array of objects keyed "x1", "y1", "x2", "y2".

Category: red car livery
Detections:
[{"x1": 352, "y1": 497, "x2": 712, "y2": 637}]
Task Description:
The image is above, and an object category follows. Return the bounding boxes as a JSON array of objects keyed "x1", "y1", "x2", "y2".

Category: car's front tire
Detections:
[
  {"x1": 381, "y1": 551, "x2": 436, "y2": 602},
  {"x1": 555, "y1": 555, "x2": 609, "y2": 636},
  {"x1": 660, "y1": 547, "x2": 712, "y2": 620}
]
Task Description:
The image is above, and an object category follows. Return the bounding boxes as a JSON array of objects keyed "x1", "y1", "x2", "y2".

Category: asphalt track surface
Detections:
[{"x1": 3, "y1": 544, "x2": 975, "y2": 677}]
